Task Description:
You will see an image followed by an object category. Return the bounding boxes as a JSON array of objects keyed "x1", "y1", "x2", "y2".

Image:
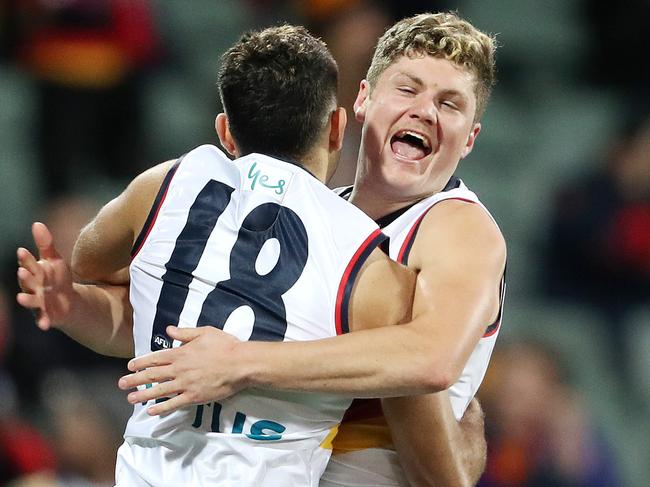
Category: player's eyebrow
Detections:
[{"x1": 394, "y1": 72, "x2": 425, "y2": 87}]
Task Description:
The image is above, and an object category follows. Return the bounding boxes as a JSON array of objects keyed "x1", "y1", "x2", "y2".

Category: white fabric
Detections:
[
  {"x1": 123, "y1": 145, "x2": 381, "y2": 486},
  {"x1": 321, "y1": 180, "x2": 503, "y2": 487}
]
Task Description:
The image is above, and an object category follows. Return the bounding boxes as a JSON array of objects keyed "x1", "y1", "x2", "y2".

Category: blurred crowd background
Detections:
[{"x1": 0, "y1": 0, "x2": 648, "y2": 486}]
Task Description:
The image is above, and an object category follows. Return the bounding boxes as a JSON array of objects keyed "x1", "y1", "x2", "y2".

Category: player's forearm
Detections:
[
  {"x1": 58, "y1": 283, "x2": 134, "y2": 358},
  {"x1": 383, "y1": 394, "x2": 466, "y2": 487},
  {"x1": 382, "y1": 393, "x2": 479, "y2": 487},
  {"x1": 242, "y1": 324, "x2": 454, "y2": 397}
]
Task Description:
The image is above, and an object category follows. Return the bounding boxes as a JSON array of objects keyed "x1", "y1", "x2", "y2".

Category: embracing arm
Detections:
[
  {"x1": 121, "y1": 200, "x2": 505, "y2": 411},
  {"x1": 239, "y1": 200, "x2": 506, "y2": 396},
  {"x1": 382, "y1": 394, "x2": 487, "y2": 487}
]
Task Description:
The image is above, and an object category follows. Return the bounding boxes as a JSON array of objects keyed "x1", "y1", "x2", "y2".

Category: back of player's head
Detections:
[
  {"x1": 367, "y1": 12, "x2": 496, "y2": 120},
  {"x1": 218, "y1": 25, "x2": 339, "y2": 161}
]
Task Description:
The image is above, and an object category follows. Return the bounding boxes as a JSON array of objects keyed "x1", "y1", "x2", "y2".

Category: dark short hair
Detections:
[{"x1": 218, "y1": 25, "x2": 339, "y2": 160}]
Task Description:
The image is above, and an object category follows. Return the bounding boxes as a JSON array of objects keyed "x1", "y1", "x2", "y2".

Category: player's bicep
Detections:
[
  {"x1": 347, "y1": 248, "x2": 415, "y2": 332},
  {"x1": 72, "y1": 194, "x2": 135, "y2": 282},
  {"x1": 407, "y1": 203, "x2": 506, "y2": 372},
  {"x1": 72, "y1": 160, "x2": 175, "y2": 282}
]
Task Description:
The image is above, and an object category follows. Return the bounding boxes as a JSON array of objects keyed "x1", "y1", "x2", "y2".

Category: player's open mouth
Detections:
[{"x1": 390, "y1": 130, "x2": 432, "y2": 161}]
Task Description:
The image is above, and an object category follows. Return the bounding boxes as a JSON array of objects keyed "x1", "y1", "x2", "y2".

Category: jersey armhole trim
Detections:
[
  {"x1": 335, "y1": 229, "x2": 387, "y2": 335},
  {"x1": 397, "y1": 197, "x2": 477, "y2": 264},
  {"x1": 483, "y1": 268, "x2": 506, "y2": 338},
  {"x1": 130, "y1": 157, "x2": 183, "y2": 259}
]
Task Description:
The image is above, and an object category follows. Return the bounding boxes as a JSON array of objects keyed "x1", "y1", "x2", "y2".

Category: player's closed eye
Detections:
[
  {"x1": 397, "y1": 86, "x2": 416, "y2": 95},
  {"x1": 440, "y1": 100, "x2": 458, "y2": 109}
]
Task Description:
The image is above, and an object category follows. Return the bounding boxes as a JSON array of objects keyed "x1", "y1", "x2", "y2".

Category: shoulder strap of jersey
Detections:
[{"x1": 131, "y1": 156, "x2": 184, "y2": 258}]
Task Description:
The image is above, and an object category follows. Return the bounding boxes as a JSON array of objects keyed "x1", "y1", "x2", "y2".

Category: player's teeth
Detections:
[{"x1": 404, "y1": 131, "x2": 429, "y2": 148}]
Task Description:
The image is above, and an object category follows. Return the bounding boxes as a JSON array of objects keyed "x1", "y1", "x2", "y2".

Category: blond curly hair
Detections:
[{"x1": 367, "y1": 12, "x2": 497, "y2": 120}]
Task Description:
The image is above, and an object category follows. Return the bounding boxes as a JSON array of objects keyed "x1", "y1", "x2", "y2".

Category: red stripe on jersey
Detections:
[
  {"x1": 396, "y1": 197, "x2": 477, "y2": 264},
  {"x1": 335, "y1": 228, "x2": 386, "y2": 335},
  {"x1": 131, "y1": 160, "x2": 181, "y2": 259}
]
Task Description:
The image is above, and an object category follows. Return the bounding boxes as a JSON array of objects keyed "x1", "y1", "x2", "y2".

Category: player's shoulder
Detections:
[
  {"x1": 123, "y1": 159, "x2": 177, "y2": 205},
  {"x1": 415, "y1": 195, "x2": 506, "y2": 266},
  {"x1": 186, "y1": 143, "x2": 231, "y2": 160},
  {"x1": 424, "y1": 199, "x2": 504, "y2": 242},
  {"x1": 179, "y1": 144, "x2": 233, "y2": 171}
]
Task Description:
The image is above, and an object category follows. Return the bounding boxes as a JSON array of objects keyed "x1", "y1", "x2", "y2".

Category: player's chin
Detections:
[{"x1": 379, "y1": 175, "x2": 422, "y2": 201}]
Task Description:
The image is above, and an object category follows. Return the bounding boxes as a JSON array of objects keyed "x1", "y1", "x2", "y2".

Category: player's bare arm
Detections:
[
  {"x1": 72, "y1": 160, "x2": 176, "y2": 282},
  {"x1": 238, "y1": 200, "x2": 504, "y2": 397},
  {"x1": 118, "y1": 246, "x2": 417, "y2": 413},
  {"x1": 16, "y1": 222, "x2": 134, "y2": 357},
  {"x1": 120, "y1": 199, "x2": 505, "y2": 408},
  {"x1": 382, "y1": 394, "x2": 487, "y2": 487},
  {"x1": 17, "y1": 160, "x2": 176, "y2": 357}
]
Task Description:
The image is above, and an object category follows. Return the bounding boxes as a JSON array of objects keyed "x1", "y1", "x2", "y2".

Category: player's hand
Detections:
[
  {"x1": 118, "y1": 325, "x2": 246, "y2": 415},
  {"x1": 16, "y1": 222, "x2": 75, "y2": 330},
  {"x1": 458, "y1": 397, "x2": 487, "y2": 479}
]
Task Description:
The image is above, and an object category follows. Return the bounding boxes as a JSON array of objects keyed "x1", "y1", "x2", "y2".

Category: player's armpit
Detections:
[
  {"x1": 347, "y1": 247, "x2": 416, "y2": 332},
  {"x1": 72, "y1": 160, "x2": 176, "y2": 282}
]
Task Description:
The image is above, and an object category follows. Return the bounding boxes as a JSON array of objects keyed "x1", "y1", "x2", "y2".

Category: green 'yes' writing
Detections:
[{"x1": 247, "y1": 162, "x2": 286, "y2": 195}]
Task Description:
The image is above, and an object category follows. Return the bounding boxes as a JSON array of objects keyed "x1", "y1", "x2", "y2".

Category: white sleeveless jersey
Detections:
[
  {"x1": 119, "y1": 145, "x2": 386, "y2": 487},
  {"x1": 321, "y1": 178, "x2": 505, "y2": 487}
]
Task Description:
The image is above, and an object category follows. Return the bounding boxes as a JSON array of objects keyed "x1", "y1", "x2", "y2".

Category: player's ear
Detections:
[
  {"x1": 460, "y1": 122, "x2": 481, "y2": 159},
  {"x1": 329, "y1": 107, "x2": 347, "y2": 153},
  {"x1": 353, "y1": 80, "x2": 370, "y2": 122},
  {"x1": 215, "y1": 113, "x2": 239, "y2": 157}
]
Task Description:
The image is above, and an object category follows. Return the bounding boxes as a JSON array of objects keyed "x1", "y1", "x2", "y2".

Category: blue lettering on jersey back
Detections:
[
  {"x1": 198, "y1": 201, "x2": 308, "y2": 342},
  {"x1": 192, "y1": 401, "x2": 286, "y2": 441},
  {"x1": 148, "y1": 180, "x2": 309, "y2": 437}
]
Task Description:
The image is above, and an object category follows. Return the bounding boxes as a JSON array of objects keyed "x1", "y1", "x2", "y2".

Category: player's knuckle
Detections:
[{"x1": 186, "y1": 390, "x2": 200, "y2": 403}]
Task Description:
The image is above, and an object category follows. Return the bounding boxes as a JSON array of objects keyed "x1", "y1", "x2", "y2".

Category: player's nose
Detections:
[{"x1": 408, "y1": 97, "x2": 438, "y2": 126}]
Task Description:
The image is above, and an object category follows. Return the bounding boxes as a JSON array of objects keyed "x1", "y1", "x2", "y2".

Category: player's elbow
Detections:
[
  {"x1": 413, "y1": 356, "x2": 457, "y2": 393},
  {"x1": 427, "y1": 368, "x2": 456, "y2": 392},
  {"x1": 71, "y1": 253, "x2": 90, "y2": 280},
  {"x1": 71, "y1": 252, "x2": 101, "y2": 282}
]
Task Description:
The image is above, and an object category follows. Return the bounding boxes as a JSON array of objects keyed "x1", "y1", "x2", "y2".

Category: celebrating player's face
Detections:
[{"x1": 354, "y1": 55, "x2": 481, "y2": 202}]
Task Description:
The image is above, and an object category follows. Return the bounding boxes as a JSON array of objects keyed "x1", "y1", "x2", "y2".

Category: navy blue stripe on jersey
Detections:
[
  {"x1": 131, "y1": 157, "x2": 183, "y2": 258},
  {"x1": 335, "y1": 229, "x2": 387, "y2": 335},
  {"x1": 484, "y1": 269, "x2": 506, "y2": 337},
  {"x1": 150, "y1": 180, "x2": 235, "y2": 351},
  {"x1": 375, "y1": 203, "x2": 416, "y2": 229},
  {"x1": 442, "y1": 176, "x2": 461, "y2": 192},
  {"x1": 379, "y1": 237, "x2": 391, "y2": 255},
  {"x1": 337, "y1": 186, "x2": 353, "y2": 200}
]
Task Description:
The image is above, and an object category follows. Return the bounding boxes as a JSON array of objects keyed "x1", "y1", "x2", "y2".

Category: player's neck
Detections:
[
  {"x1": 299, "y1": 148, "x2": 330, "y2": 184},
  {"x1": 349, "y1": 179, "x2": 414, "y2": 220}
]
